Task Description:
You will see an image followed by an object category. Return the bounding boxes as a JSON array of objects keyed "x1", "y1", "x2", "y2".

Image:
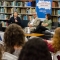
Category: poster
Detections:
[{"x1": 36, "y1": 0, "x2": 52, "y2": 21}]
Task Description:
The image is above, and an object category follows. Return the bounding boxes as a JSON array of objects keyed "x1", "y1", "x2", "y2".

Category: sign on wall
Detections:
[{"x1": 36, "y1": 0, "x2": 52, "y2": 20}]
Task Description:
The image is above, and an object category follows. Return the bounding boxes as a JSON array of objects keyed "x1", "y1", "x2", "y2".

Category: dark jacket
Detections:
[{"x1": 8, "y1": 16, "x2": 21, "y2": 26}]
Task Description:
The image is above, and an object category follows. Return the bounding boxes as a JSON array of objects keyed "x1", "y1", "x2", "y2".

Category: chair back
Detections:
[{"x1": 52, "y1": 51, "x2": 60, "y2": 60}]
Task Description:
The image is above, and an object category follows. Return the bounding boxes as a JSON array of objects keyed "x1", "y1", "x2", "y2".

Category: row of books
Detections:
[
  {"x1": 21, "y1": 15, "x2": 33, "y2": 20},
  {"x1": 52, "y1": 9, "x2": 60, "y2": 15},
  {"x1": 0, "y1": 1, "x2": 32, "y2": 7},
  {"x1": 0, "y1": 14, "x2": 33, "y2": 20},
  {"x1": 0, "y1": 14, "x2": 10, "y2": 20},
  {"x1": 0, "y1": 21, "x2": 8, "y2": 27},
  {"x1": 0, "y1": 7, "x2": 35, "y2": 14},
  {"x1": 52, "y1": 1, "x2": 60, "y2": 7}
]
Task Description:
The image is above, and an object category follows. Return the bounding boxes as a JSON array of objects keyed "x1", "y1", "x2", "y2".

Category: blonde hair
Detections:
[{"x1": 52, "y1": 27, "x2": 60, "y2": 53}]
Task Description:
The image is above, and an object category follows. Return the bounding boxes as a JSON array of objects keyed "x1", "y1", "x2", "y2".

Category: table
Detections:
[{"x1": 25, "y1": 33, "x2": 44, "y2": 37}]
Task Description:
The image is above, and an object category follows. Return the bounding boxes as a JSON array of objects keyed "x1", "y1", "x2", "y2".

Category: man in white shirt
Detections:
[{"x1": 27, "y1": 12, "x2": 40, "y2": 32}]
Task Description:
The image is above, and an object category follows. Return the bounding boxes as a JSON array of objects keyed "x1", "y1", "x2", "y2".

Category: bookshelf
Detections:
[
  {"x1": 52, "y1": 0, "x2": 60, "y2": 26},
  {"x1": 0, "y1": 0, "x2": 35, "y2": 27}
]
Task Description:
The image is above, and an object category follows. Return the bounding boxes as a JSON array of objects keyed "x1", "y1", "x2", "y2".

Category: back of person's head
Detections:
[
  {"x1": 18, "y1": 37, "x2": 52, "y2": 60},
  {"x1": 0, "y1": 46, "x2": 2, "y2": 60},
  {"x1": 0, "y1": 44, "x2": 4, "y2": 60},
  {"x1": 46, "y1": 14, "x2": 51, "y2": 20},
  {"x1": 4, "y1": 23, "x2": 25, "y2": 53},
  {"x1": 53, "y1": 27, "x2": 60, "y2": 53}
]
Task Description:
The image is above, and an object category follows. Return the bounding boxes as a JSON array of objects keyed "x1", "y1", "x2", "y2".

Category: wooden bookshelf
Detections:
[
  {"x1": 0, "y1": 0, "x2": 35, "y2": 27},
  {"x1": 52, "y1": 0, "x2": 60, "y2": 25}
]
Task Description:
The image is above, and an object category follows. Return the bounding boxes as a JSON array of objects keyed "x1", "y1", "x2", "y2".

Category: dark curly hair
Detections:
[
  {"x1": 4, "y1": 23, "x2": 25, "y2": 54},
  {"x1": 18, "y1": 37, "x2": 52, "y2": 60},
  {"x1": 0, "y1": 44, "x2": 3, "y2": 60}
]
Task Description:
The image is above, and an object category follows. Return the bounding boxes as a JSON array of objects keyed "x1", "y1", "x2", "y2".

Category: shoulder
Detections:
[
  {"x1": 35, "y1": 17, "x2": 40, "y2": 21},
  {"x1": 44, "y1": 40, "x2": 54, "y2": 53},
  {"x1": 10, "y1": 17, "x2": 14, "y2": 20},
  {"x1": 48, "y1": 20, "x2": 52, "y2": 23},
  {"x1": 17, "y1": 16, "x2": 20, "y2": 19},
  {"x1": 2, "y1": 52, "x2": 18, "y2": 60},
  {"x1": 17, "y1": 17, "x2": 21, "y2": 20},
  {"x1": 49, "y1": 20, "x2": 52, "y2": 22}
]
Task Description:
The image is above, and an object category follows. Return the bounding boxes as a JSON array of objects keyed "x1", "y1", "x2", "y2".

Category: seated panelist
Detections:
[
  {"x1": 27, "y1": 12, "x2": 40, "y2": 32},
  {"x1": 9, "y1": 11, "x2": 21, "y2": 26},
  {"x1": 41, "y1": 14, "x2": 52, "y2": 30}
]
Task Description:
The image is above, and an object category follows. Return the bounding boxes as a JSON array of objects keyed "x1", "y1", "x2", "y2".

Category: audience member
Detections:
[
  {"x1": 45, "y1": 27, "x2": 60, "y2": 60},
  {"x1": 3, "y1": 24, "x2": 25, "y2": 60},
  {"x1": 45, "y1": 27, "x2": 60, "y2": 53},
  {"x1": 41, "y1": 14, "x2": 52, "y2": 30},
  {"x1": 0, "y1": 44, "x2": 2, "y2": 60},
  {"x1": 18, "y1": 37, "x2": 52, "y2": 60}
]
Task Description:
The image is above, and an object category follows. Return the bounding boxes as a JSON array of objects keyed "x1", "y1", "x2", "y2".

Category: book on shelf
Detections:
[
  {"x1": 58, "y1": 17, "x2": 60, "y2": 23},
  {"x1": 52, "y1": 1, "x2": 58, "y2": 7},
  {"x1": 0, "y1": 14, "x2": 10, "y2": 20},
  {"x1": 0, "y1": 14, "x2": 5, "y2": 19},
  {"x1": 30, "y1": 8, "x2": 35, "y2": 13},
  {"x1": 26, "y1": 8, "x2": 35, "y2": 14},
  {"x1": 5, "y1": 1, "x2": 15, "y2": 6},
  {"x1": 0, "y1": 8, "x2": 4, "y2": 13},
  {"x1": 0, "y1": 2, "x2": 1, "y2": 6},
  {"x1": 24, "y1": 2, "x2": 28, "y2": 7},
  {"x1": 58, "y1": 2, "x2": 60, "y2": 7},
  {"x1": 25, "y1": 2, "x2": 31, "y2": 7},
  {"x1": 52, "y1": 17, "x2": 58, "y2": 22},
  {"x1": 57, "y1": 10, "x2": 60, "y2": 15},
  {"x1": 13, "y1": 8, "x2": 20, "y2": 13},
  {"x1": 15, "y1": 2, "x2": 23, "y2": 6},
  {"x1": 0, "y1": 1, "x2": 5, "y2": 6},
  {"x1": 1, "y1": 21, "x2": 8, "y2": 27},
  {"x1": 31, "y1": 1, "x2": 36, "y2": 7},
  {"x1": 21, "y1": 15, "x2": 28, "y2": 20},
  {"x1": 23, "y1": 15, "x2": 28, "y2": 20},
  {"x1": 7, "y1": 8, "x2": 13, "y2": 13},
  {"x1": 20, "y1": 9, "x2": 26, "y2": 13},
  {"x1": 52, "y1": 9, "x2": 58, "y2": 16},
  {"x1": 11, "y1": 8, "x2": 14, "y2": 13},
  {"x1": 18, "y1": 15, "x2": 21, "y2": 18},
  {"x1": 26, "y1": 8, "x2": 30, "y2": 13},
  {"x1": 4, "y1": 8, "x2": 7, "y2": 13}
]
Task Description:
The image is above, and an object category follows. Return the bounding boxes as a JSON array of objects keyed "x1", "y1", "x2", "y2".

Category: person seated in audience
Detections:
[
  {"x1": 3, "y1": 24, "x2": 25, "y2": 60},
  {"x1": 45, "y1": 27, "x2": 60, "y2": 60},
  {"x1": 41, "y1": 14, "x2": 52, "y2": 30},
  {"x1": 0, "y1": 44, "x2": 2, "y2": 60},
  {"x1": 18, "y1": 37, "x2": 52, "y2": 60},
  {"x1": 9, "y1": 11, "x2": 22, "y2": 26},
  {"x1": 27, "y1": 12, "x2": 40, "y2": 32}
]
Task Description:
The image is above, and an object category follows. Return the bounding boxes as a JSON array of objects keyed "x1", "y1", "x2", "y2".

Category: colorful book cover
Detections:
[
  {"x1": 58, "y1": 17, "x2": 60, "y2": 23},
  {"x1": 52, "y1": 2, "x2": 56, "y2": 7},
  {"x1": 57, "y1": 10, "x2": 60, "y2": 15},
  {"x1": 23, "y1": 15, "x2": 28, "y2": 20}
]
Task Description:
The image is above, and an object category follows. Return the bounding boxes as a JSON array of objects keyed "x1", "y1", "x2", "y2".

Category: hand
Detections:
[
  {"x1": 15, "y1": 20, "x2": 18, "y2": 22},
  {"x1": 42, "y1": 23, "x2": 48, "y2": 27},
  {"x1": 47, "y1": 40, "x2": 52, "y2": 44},
  {"x1": 28, "y1": 24, "x2": 32, "y2": 27}
]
